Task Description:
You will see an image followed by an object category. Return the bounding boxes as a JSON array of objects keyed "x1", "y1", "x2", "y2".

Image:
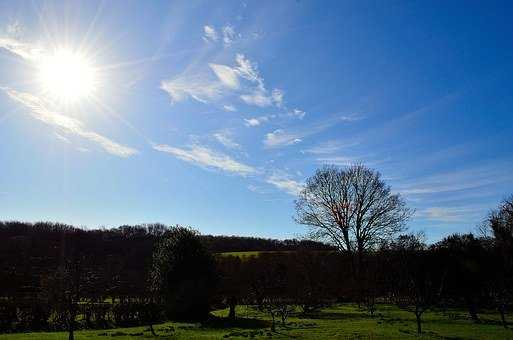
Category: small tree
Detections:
[
  {"x1": 216, "y1": 256, "x2": 248, "y2": 321},
  {"x1": 434, "y1": 234, "x2": 488, "y2": 323},
  {"x1": 151, "y1": 226, "x2": 217, "y2": 321},
  {"x1": 253, "y1": 258, "x2": 295, "y2": 331},
  {"x1": 44, "y1": 257, "x2": 88, "y2": 340},
  {"x1": 389, "y1": 234, "x2": 443, "y2": 335}
]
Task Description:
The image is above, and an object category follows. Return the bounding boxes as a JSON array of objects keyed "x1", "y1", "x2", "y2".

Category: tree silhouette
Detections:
[{"x1": 295, "y1": 164, "x2": 412, "y2": 299}]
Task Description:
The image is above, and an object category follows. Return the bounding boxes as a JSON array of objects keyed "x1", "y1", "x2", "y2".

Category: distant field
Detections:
[
  {"x1": 217, "y1": 250, "x2": 334, "y2": 259},
  {"x1": 2, "y1": 304, "x2": 512, "y2": 339},
  {"x1": 216, "y1": 250, "x2": 290, "y2": 258}
]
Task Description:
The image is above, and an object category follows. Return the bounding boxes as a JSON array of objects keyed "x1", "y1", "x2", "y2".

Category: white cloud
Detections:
[
  {"x1": 54, "y1": 132, "x2": 71, "y2": 144},
  {"x1": 209, "y1": 63, "x2": 240, "y2": 89},
  {"x1": 222, "y1": 25, "x2": 238, "y2": 47},
  {"x1": 76, "y1": 147, "x2": 90, "y2": 153},
  {"x1": 153, "y1": 143, "x2": 255, "y2": 176},
  {"x1": 235, "y1": 54, "x2": 261, "y2": 83},
  {"x1": 0, "y1": 36, "x2": 42, "y2": 61},
  {"x1": 203, "y1": 24, "x2": 261, "y2": 47},
  {"x1": 161, "y1": 54, "x2": 286, "y2": 110},
  {"x1": 6, "y1": 21, "x2": 22, "y2": 37},
  {"x1": 304, "y1": 140, "x2": 357, "y2": 155},
  {"x1": 213, "y1": 130, "x2": 241, "y2": 150},
  {"x1": 417, "y1": 206, "x2": 484, "y2": 223},
  {"x1": 263, "y1": 114, "x2": 362, "y2": 148},
  {"x1": 272, "y1": 89, "x2": 284, "y2": 107},
  {"x1": 290, "y1": 108, "x2": 305, "y2": 119},
  {"x1": 315, "y1": 156, "x2": 356, "y2": 166},
  {"x1": 2, "y1": 87, "x2": 138, "y2": 158},
  {"x1": 266, "y1": 172, "x2": 304, "y2": 196},
  {"x1": 247, "y1": 184, "x2": 267, "y2": 194},
  {"x1": 396, "y1": 164, "x2": 513, "y2": 197},
  {"x1": 203, "y1": 25, "x2": 218, "y2": 42},
  {"x1": 160, "y1": 75, "x2": 224, "y2": 104},
  {"x1": 244, "y1": 117, "x2": 265, "y2": 127},
  {"x1": 264, "y1": 129, "x2": 302, "y2": 148},
  {"x1": 223, "y1": 104, "x2": 237, "y2": 112},
  {"x1": 240, "y1": 91, "x2": 273, "y2": 107},
  {"x1": 339, "y1": 114, "x2": 364, "y2": 122}
]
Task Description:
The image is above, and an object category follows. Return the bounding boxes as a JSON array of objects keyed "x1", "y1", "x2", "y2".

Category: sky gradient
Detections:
[{"x1": 1, "y1": 0, "x2": 512, "y2": 241}]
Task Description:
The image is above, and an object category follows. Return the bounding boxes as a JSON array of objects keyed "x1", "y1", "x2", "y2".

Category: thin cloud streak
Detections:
[
  {"x1": 0, "y1": 36, "x2": 42, "y2": 61},
  {"x1": 263, "y1": 114, "x2": 362, "y2": 148},
  {"x1": 213, "y1": 130, "x2": 241, "y2": 150},
  {"x1": 416, "y1": 206, "x2": 487, "y2": 223},
  {"x1": 2, "y1": 87, "x2": 138, "y2": 158},
  {"x1": 266, "y1": 171, "x2": 304, "y2": 196},
  {"x1": 160, "y1": 75, "x2": 224, "y2": 104},
  {"x1": 153, "y1": 143, "x2": 256, "y2": 176}
]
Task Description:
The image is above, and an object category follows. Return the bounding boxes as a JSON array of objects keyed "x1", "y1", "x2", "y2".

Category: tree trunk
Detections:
[
  {"x1": 356, "y1": 245, "x2": 364, "y2": 306},
  {"x1": 68, "y1": 319, "x2": 74, "y2": 340},
  {"x1": 415, "y1": 311, "x2": 422, "y2": 335},
  {"x1": 499, "y1": 303, "x2": 508, "y2": 329},
  {"x1": 228, "y1": 296, "x2": 237, "y2": 320},
  {"x1": 149, "y1": 323, "x2": 157, "y2": 336},
  {"x1": 468, "y1": 299, "x2": 480, "y2": 323}
]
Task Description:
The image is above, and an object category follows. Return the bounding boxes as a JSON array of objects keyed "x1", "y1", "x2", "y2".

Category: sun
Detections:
[{"x1": 37, "y1": 49, "x2": 97, "y2": 103}]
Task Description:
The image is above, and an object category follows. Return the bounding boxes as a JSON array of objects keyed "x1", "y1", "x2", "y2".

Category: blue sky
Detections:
[{"x1": 1, "y1": 0, "x2": 512, "y2": 241}]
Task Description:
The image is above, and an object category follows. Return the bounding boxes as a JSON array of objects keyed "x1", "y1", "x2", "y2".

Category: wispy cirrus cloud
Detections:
[
  {"x1": 396, "y1": 163, "x2": 513, "y2": 197},
  {"x1": 243, "y1": 109, "x2": 305, "y2": 128},
  {"x1": 2, "y1": 87, "x2": 138, "y2": 158},
  {"x1": 263, "y1": 114, "x2": 361, "y2": 148},
  {"x1": 0, "y1": 36, "x2": 42, "y2": 61},
  {"x1": 161, "y1": 54, "x2": 285, "y2": 110},
  {"x1": 153, "y1": 143, "x2": 255, "y2": 176},
  {"x1": 264, "y1": 129, "x2": 303, "y2": 147},
  {"x1": 266, "y1": 171, "x2": 304, "y2": 196},
  {"x1": 213, "y1": 129, "x2": 241, "y2": 150},
  {"x1": 244, "y1": 116, "x2": 270, "y2": 127},
  {"x1": 160, "y1": 75, "x2": 224, "y2": 104},
  {"x1": 223, "y1": 104, "x2": 237, "y2": 112},
  {"x1": 212, "y1": 53, "x2": 283, "y2": 108},
  {"x1": 416, "y1": 206, "x2": 486, "y2": 223},
  {"x1": 202, "y1": 24, "x2": 244, "y2": 47},
  {"x1": 315, "y1": 156, "x2": 356, "y2": 167},
  {"x1": 304, "y1": 140, "x2": 358, "y2": 155},
  {"x1": 202, "y1": 25, "x2": 218, "y2": 43},
  {"x1": 222, "y1": 25, "x2": 239, "y2": 47},
  {"x1": 209, "y1": 63, "x2": 240, "y2": 89}
]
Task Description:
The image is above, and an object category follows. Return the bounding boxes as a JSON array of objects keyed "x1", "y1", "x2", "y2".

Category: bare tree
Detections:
[{"x1": 295, "y1": 164, "x2": 412, "y2": 285}]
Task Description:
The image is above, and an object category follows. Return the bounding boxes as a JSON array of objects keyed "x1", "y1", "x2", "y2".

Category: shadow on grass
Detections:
[
  {"x1": 398, "y1": 328, "x2": 467, "y2": 340},
  {"x1": 299, "y1": 311, "x2": 365, "y2": 320},
  {"x1": 202, "y1": 315, "x2": 270, "y2": 330}
]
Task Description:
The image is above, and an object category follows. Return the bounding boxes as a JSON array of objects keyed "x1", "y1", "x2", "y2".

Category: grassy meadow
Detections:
[{"x1": 2, "y1": 304, "x2": 512, "y2": 339}]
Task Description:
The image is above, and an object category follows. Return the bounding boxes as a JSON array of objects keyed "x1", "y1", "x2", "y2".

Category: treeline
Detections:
[
  {"x1": 0, "y1": 221, "x2": 332, "y2": 334},
  {"x1": 201, "y1": 234, "x2": 335, "y2": 253},
  {"x1": 1, "y1": 219, "x2": 511, "y2": 336}
]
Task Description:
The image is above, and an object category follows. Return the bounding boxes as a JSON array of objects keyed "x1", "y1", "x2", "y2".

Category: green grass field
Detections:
[
  {"x1": 1, "y1": 304, "x2": 512, "y2": 339},
  {"x1": 217, "y1": 250, "x2": 334, "y2": 259}
]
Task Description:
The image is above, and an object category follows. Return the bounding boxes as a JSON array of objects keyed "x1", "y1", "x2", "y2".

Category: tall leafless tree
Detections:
[{"x1": 295, "y1": 164, "x2": 412, "y2": 283}]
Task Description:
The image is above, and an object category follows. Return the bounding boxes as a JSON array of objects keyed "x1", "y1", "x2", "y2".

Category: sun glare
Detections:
[{"x1": 37, "y1": 49, "x2": 97, "y2": 103}]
